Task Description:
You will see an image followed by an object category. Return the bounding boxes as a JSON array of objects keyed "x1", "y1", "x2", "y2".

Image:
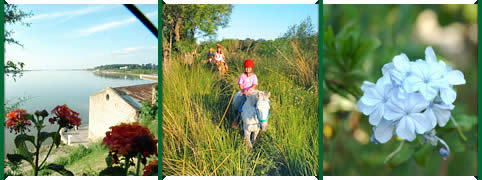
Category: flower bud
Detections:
[{"x1": 439, "y1": 148, "x2": 449, "y2": 160}]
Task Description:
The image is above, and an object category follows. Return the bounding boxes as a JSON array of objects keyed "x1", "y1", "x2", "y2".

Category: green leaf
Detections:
[
  {"x1": 53, "y1": 132, "x2": 61, "y2": 147},
  {"x1": 414, "y1": 143, "x2": 433, "y2": 167},
  {"x1": 6, "y1": 154, "x2": 25, "y2": 164},
  {"x1": 105, "y1": 155, "x2": 113, "y2": 167},
  {"x1": 44, "y1": 163, "x2": 74, "y2": 176},
  {"x1": 39, "y1": 132, "x2": 58, "y2": 145},
  {"x1": 98, "y1": 167, "x2": 126, "y2": 176},
  {"x1": 387, "y1": 142, "x2": 415, "y2": 168},
  {"x1": 14, "y1": 134, "x2": 35, "y2": 161}
]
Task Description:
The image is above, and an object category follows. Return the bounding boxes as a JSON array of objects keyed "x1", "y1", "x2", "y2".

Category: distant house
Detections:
[
  {"x1": 120, "y1": 66, "x2": 128, "y2": 70},
  {"x1": 88, "y1": 83, "x2": 157, "y2": 141}
]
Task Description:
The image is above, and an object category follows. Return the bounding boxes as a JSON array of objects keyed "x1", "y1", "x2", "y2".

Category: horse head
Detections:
[{"x1": 256, "y1": 91, "x2": 271, "y2": 131}]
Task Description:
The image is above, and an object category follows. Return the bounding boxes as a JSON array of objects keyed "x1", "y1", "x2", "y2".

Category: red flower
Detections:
[
  {"x1": 143, "y1": 160, "x2": 158, "y2": 176},
  {"x1": 102, "y1": 122, "x2": 157, "y2": 159},
  {"x1": 5, "y1": 109, "x2": 31, "y2": 134},
  {"x1": 49, "y1": 104, "x2": 81, "y2": 129}
]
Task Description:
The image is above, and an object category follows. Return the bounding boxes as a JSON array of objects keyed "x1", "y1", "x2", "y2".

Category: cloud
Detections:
[
  {"x1": 74, "y1": 11, "x2": 158, "y2": 37},
  {"x1": 27, "y1": 5, "x2": 112, "y2": 22},
  {"x1": 112, "y1": 46, "x2": 157, "y2": 55}
]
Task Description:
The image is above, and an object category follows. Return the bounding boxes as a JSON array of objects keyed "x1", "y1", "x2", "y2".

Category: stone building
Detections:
[{"x1": 88, "y1": 83, "x2": 157, "y2": 141}]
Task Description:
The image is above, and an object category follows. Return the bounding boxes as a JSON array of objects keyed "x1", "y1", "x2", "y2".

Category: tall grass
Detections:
[{"x1": 162, "y1": 39, "x2": 318, "y2": 175}]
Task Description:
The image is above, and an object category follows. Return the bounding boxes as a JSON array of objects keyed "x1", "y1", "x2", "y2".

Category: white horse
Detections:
[{"x1": 233, "y1": 90, "x2": 271, "y2": 148}]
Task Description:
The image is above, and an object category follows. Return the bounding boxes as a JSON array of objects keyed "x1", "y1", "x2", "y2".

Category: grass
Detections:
[{"x1": 162, "y1": 40, "x2": 318, "y2": 176}]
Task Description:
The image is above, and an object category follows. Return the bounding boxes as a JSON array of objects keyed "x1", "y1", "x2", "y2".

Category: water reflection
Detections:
[{"x1": 91, "y1": 71, "x2": 141, "y2": 80}]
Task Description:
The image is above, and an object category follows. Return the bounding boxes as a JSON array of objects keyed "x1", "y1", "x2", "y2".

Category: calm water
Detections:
[{"x1": 4, "y1": 70, "x2": 153, "y2": 155}]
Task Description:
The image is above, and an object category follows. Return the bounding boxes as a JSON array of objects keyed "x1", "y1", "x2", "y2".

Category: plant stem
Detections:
[
  {"x1": 125, "y1": 157, "x2": 131, "y2": 176},
  {"x1": 450, "y1": 116, "x2": 467, "y2": 142},
  {"x1": 384, "y1": 141, "x2": 405, "y2": 164},
  {"x1": 34, "y1": 122, "x2": 42, "y2": 176},
  {"x1": 136, "y1": 153, "x2": 142, "y2": 176},
  {"x1": 39, "y1": 126, "x2": 61, "y2": 168}
]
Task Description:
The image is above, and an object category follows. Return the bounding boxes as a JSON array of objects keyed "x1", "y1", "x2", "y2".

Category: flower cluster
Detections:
[
  {"x1": 357, "y1": 46, "x2": 466, "y2": 143},
  {"x1": 5, "y1": 109, "x2": 31, "y2": 134},
  {"x1": 48, "y1": 104, "x2": 81, "y2": 129},
  {"x1": 143, "y1": 160, "x2": 158, "y2": 176},
  {"x1": 102, "y1": 122, "x2": 158, "y2": 161}
]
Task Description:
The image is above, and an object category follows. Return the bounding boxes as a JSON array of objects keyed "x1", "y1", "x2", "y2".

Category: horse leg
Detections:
[
  {"x1": 244, "y1": 130, "x2": 253, "y2": 148},
  {"x1": 252, "y1": 129, "x2": 260, "y2": 145}
]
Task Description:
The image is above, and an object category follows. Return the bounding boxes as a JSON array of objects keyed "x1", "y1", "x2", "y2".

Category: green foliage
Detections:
[
  {"x1": 43, "y1": 164, "x2": 74, "y2": 176},
  {"x1": 93, "y1": 64, "x2": 158, "y2": 71},
  {"x1": 323, "y1": 23, "x2": 380, "y2": 100},
  {"x1": 98, "y1": 167, "x2": 126, "y2": 176},
  {"x1": 138, "y1": 85, "x2": 159, "y2": 137},
  {"x1": 5, "y1": 4, "x2": 32, "y2": 80},
  {"x1": 162, "y1": 5, "x2": 233, "y2": 59},
  {"x1": 5, "y1": 107, "x2": 79, "y2": 176},
  {"x1": 4, "y1": 4, "x2": 32, "y2": 47},
  {"x1": 54, "y1": 145, "x2": 96, "y2": 166}
]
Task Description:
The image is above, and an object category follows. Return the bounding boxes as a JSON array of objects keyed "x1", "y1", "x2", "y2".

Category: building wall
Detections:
[{"x1": 88, "y1": 87, "x2": 138, "y2": 141}]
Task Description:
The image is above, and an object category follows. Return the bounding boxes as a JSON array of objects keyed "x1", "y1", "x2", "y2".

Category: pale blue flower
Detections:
[
  {"x1": 424, "y1": 98, "x2": 455, "y2": 128},
  {"x1": 407, "y1": 46, "x2": 466, "y2": 104},
  {"x1": 403, "y1": 59, "x2": 447, "y2": 101},
  {"x1": 438, "y1": 61, "x2": 466, "y2": 104},
  {"x1": 357, "y1": 75, "x2": 392, "y2": 126},
  {"x1": 372, "y1": 118, "x2": 396, "y2": 143},
  {"x1": 389, "y1": 53, "x2": 416, "y2": 99},
  {"x1": 390, "y1": 53, "x2": 412, "y2": 85},
  {"x1": 384, "y1": 93, "x2": 431, "y2": 141},
  {"x1": 359, "y1": 46, "x2": 465, "y2": 144}
]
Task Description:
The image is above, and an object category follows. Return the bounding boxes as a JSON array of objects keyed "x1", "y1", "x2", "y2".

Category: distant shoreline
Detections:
[{"x1": 92, "y1": 69, "x2": 158, "y2": 82}]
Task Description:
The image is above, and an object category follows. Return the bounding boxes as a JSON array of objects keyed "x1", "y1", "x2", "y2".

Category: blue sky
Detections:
[
  {"x1": 199, "y1": 4, "x2": 319, "y2": 42},
  {"x1": 5, "y1": 4, "x2": 158, "y2": 70}
]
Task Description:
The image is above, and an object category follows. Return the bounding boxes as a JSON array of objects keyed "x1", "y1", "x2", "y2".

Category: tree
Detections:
[
  {"x1": 4, "y1": 4, "x2": 32, "y2": 76},
  {"x1": 161, "y1": 5, "x2": 233, "y2": 60}
]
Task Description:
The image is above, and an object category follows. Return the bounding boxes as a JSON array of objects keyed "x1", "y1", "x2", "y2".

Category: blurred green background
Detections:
[{"x1": 323, "y1": 5, "x2": 477, "y2": 176}]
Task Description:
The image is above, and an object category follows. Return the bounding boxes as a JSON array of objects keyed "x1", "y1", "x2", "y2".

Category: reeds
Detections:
[{"x1": 162, "y1": 46, "x2": 318, "y2": 175}]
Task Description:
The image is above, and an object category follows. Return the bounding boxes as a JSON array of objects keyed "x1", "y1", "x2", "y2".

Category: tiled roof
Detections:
[{"x1": 114, "y1": 83, "x2": 157, "y2": 109}]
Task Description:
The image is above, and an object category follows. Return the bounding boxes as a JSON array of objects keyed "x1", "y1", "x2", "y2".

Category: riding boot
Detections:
[{"x1": 232, "y1": 114, "x2": 240, "y2": 129}]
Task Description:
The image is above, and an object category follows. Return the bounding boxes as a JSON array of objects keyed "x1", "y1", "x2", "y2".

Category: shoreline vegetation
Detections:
[{"x1": 91, "y1": 69, "x2": 158, "y2": 82}]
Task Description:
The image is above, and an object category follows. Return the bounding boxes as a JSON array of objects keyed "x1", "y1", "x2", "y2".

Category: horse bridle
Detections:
[{"x1": 255, "y1": 99, "x2": 270, "y2": 123}]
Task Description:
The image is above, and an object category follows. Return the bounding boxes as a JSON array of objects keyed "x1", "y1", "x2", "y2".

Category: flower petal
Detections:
[
  {"x1": 407, "y1": 93, "x2": 429, "y2": 113},
  {"x1": 433, "y1": 104, "x2": 452, "y2": 127},
  {"x1": 393, "y1": 53, "x2": 410, "y2": 72},
  {"x1": 410, "y1": 113, "x2": 432, "y2": 134},
  {"x1": 360, "y1": 86, "x2": 382, "y2": 106},
  {"x1": 425, "y1": 46, "x2": 437, "y2": 64},
  {"x1": 382, "y1": 62, "x2": 394, "y2": 76},
  {"x1": 419, "y1": 85, "x2": 437, "y2": 101},
  {"x1": 375, "y1": 75, "x2": 392, "y2": 96},
  {"x1": 357, "y1": 100, "x2": 377, "y2": 115},
  {"x1": 384, "y1": 100, "x2": 404, "y2": 121},
  {"x1": 374, "y1": 119, "x2": 395, "y2": 143},
  {"x1": 403, "y1": 76, "x2": 424, "y2": 93},
  {"x1": 440, "y1": 87, "x2": 457, "y2": 104},
  {"x1": 396, "y1": 116, "x2": 416, "y2": 141},
  {"x1": 361, "y1": 81, "x2": 375, "y2": 92},
  {"x1": 446, "y1": 70, "x2": 466, "y2": 85},
  {"x1": 424, "y1": 108, "x2": 438, "y2": 129},
  {"x1": 369, "y1": 104, "x2": 383, "y2": 126}
]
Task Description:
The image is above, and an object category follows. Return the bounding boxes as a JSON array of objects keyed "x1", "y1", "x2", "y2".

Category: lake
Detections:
[{"x1": 4, "y1": 70, "x2": 154, "y2": 155}]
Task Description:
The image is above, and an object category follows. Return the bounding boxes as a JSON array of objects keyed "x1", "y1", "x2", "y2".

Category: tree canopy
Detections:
[
  {"x1": 161, "y1": 5, "x2": 233, "y2": 60},
  {"x1": 4, "y1": 4, "x2": 32, "y2": 77}
]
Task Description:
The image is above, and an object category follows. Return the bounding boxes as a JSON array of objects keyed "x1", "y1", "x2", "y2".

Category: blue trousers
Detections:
[{"x1": 238, "y1": 95, "x2": 247, "y2": 113}]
